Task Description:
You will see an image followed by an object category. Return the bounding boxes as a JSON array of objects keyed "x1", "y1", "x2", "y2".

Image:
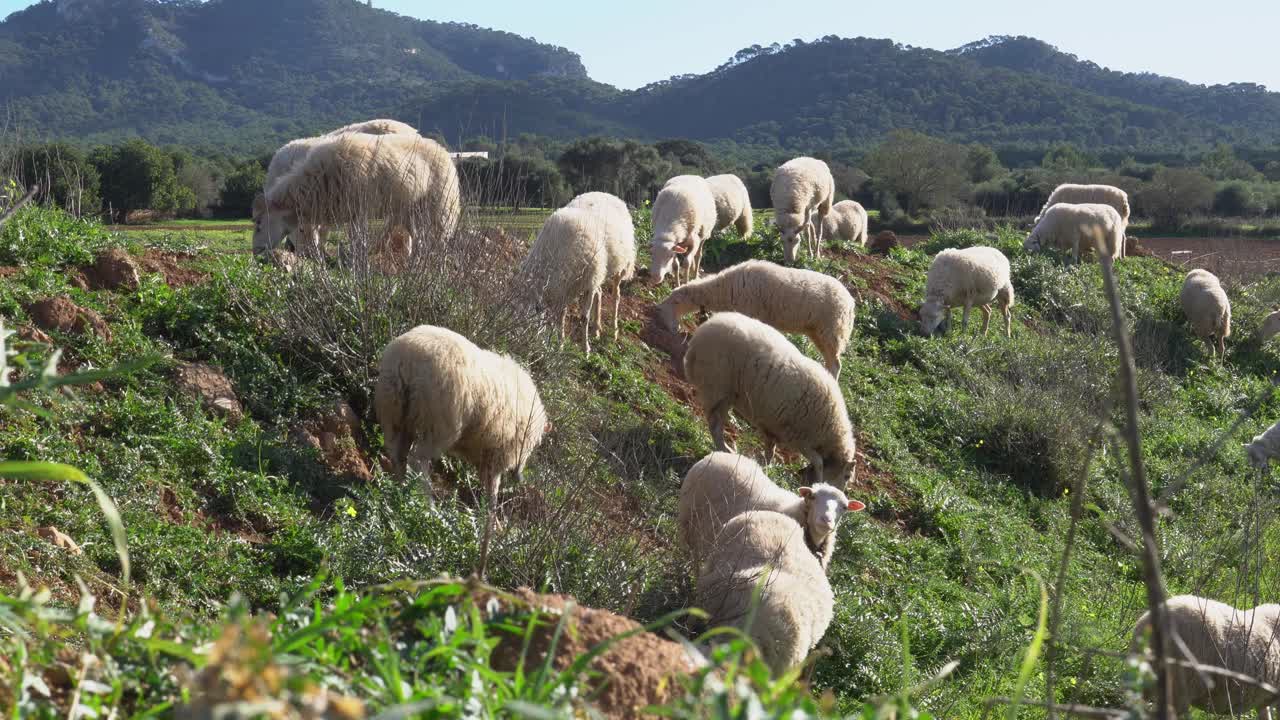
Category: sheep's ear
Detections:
[
  {"x1": 848, "y1": 500, "x2": 866, "y2": 512},
  {"x1": 673, "y1": 244, "x2": 689, "y2": 255},
  {"x1": 797, "y1": 486, "x2": 813, "y2": 498}
]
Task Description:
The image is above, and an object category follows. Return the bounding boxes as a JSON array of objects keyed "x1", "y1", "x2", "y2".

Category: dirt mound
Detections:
[
  {"x1": 289, "y1": 400, "x2": 373, "y2": 483},
  {"x1": 485, "y1": 587, "x2": 696, "y2": 720},
  {"x1": 25, "y1": 296, "x2": 112, "y2": 341},
  {"x1": 828, "y1": 250, "x2": 916, "y2": 322},
  {"x1": 620, "y1": 292, "x2": 700, "y2": 409},
  {"x1": 0, "y1": 266, "x2": 19, "y2": 278},
  {"x1": 83, "y1": 248, "x2": 141, "y2": 291},
  {"x1": 869, "y1": 230, "x2": 899, "y2": 255},
  {"x1": 174, "y1": 362, "x2": 243, "y2": 424},
  {"x1": 140, "y1": 250, "x2": 208, "y2": 288}
]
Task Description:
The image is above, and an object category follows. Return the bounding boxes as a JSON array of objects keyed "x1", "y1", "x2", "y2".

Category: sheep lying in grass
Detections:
[
  {"x1": 651, "y1": 176, "x2": 717, "y2": 286},
  {"x1": 1024, "y1": 203, "x2": 1124, "y2": 263},
  {"x1": 566, "y1": 192, "x2": 636, "y2": 341},
  {"x1": 821, "y1": 200, "x2": 869, "y2": 248},
  {"x1": 1131, "y1": 595, "x2": 1280, "y2": 719},
  {"x1": 706, "y1": 174, "x2": 754, "y2": 239},
  {"x1": 520, "y1": 207, "x2": 609, "y2": 354},
  {"x1": 1037, "y1": 183, "x2": 1131, "y2": 229},
  {"x1": 1181, "y1": 269, "x2": 1232, "y2": 360},
  {"x1": 919, "y1": 246, "x2": 1015, "y2": 338},
  {"x1": 696, "y1": 510, "x2": 834, "y2": 675},
  {"x1": 679, "y1": 452, "x2": 864, "y2": 571},
  {"x1": 655, "y1": 259, "x2": 856, "y2": 377},
  {"x1": 684, "y1": 312, "x2": 858, "y2": 488},
  {"x1": 374, "y1": 325, "x2": 548, "y2": 578},
  {"x1": 771, "y1": 157, "x2": 834, "y2": 263},
  {"x1": 253, "y1": 133, "x2": 461, "y2": 257}
]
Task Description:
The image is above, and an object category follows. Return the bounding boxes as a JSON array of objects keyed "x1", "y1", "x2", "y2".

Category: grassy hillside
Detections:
[{"x1": 2, "y1": 204, "x2": 1279, "y2": 717}]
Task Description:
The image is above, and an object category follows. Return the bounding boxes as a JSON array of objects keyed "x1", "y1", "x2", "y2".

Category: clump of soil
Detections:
[
  {"x1": 174, "y1": 362, "x2": 243, "y2": 424},
  {"x1": 82, "y1": 247, "x2": 140, "y2": 291},
  {"x1": 140, "y1": 249, "x2": 208, "y2": 288},
  {"x1": 25, "y1": 296, "x2": 112, "y2": 341},
  {"x1": 289, "y1": 400, "x2": 373, "y2": 482},
  {"x1": 484, "y1": 587, "x2": 697, "y2": 720}
]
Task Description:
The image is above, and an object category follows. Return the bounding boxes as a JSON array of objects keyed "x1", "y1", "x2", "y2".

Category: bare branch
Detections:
[{"x1": 0, "y1": 184, "x2": 38, "y2": 230}]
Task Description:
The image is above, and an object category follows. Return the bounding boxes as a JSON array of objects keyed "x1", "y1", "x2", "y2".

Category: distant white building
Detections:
[{"x1": 449, "y1": 152, "x2": 490, "y2": 160}]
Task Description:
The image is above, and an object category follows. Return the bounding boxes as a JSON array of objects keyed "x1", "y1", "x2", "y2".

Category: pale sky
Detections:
[{"x1": 2, "y1": 0, "x2": 1276, "y2": 91}]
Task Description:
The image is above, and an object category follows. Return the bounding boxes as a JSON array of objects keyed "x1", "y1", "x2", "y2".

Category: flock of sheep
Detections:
[{"x1": 252, "y1": 120, "x2": 1280, "y2": 713}]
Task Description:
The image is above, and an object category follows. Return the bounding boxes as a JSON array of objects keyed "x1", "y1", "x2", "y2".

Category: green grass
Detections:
[{"x1": 3, "y1": 207, "x2": 1278, "y2": 717}]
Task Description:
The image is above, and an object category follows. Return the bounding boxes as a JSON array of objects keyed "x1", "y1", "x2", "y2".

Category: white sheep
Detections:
[
  {"x1": 1245, "y1": 420, "x2": 1280, "y2": 470},
  {"x1": 566, "y1": 192, "x2": 636, "y2": 340},
  {"x1": 696, "y1": 510, "x2": 834, "y2": 675},
  {"x1": 374, "y1": 324, "x2": 548, "y2": 578},
  {"x1": 821, "y1": 200, "x2": 869, "y2": 248},
  {"x1": 1024, "y1": 203, "x2": 1125, "y2": 263},
  {"x1": 253, "y1": 133, "x2": 461, "y2": 257},
  {"x1": 919, "y1": 246, "x2": 1015, "y2": 338},
  {"x1": 683, "y1": 312, "x2": 858, "y2": 489},
  {"x1": 262, "y1": 138, "x2": 326, "y2": 254},
  {"x1": 1261, "y1": 308, "x2": 1280, "y2": 344},
  {"x1": 1131, "y1": 595, "x2": 1280, "y2": 719},
  {"x1": 706, "y1": 174, "x2": 754, "y2": 239},
  {"x1": 520, "y1": 206, "x2": 609, "y2": 354},
  {"x1": 325, "y1": 119, "x2": 419, "y2": 137},
  {"x1": 655, "y1": 259, "x2": 856, "y2": 377},
  {"x1": 771, "y1": 157, "x2": 835, "y2": 264},
  {"x1": 1037, "y1": 184, "x2": 1131, "y2": 229},
  {"x1": 678, "y1": 451, "x2": 865, "y2": 571},
  {"x1": 651, "y1": 176, "x2": 717, "y2": 286},
  {"x1": 1181, "y1": 269, "x2": 1232, "y2": 360}
]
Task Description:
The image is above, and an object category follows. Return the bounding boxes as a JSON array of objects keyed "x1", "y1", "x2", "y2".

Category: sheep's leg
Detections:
[
  {"x1": 384, "y1": 429, "x2": 412, "y2": 482},
  {"x1": 1218, "y1": 335, "x2": 1226, "y2": 360},
  {"x1": 1004, "y1": 307, "x2": 1012, "y2": 339},
  {"x1": 707, "y1": 402, "x2": 732, "y2": 453},
  {"x1": 559, "y1": 309, "x2": 569, "y2": 346},
  {"x1": 980, "y1": 305, "x2": 992, "y2": 336},
  {"x1": 1257, "y1": 706, "x2": 1273, "y2": 720},
  {"x1": 582, "y1": 291, "x2": 596, "y2": 355},
  {"x1": 961, "y1": 305, "x2": 971, "y2": 334},
  {"x1": 475, "y1": 471, "x2": 503, "y2": 580},
  {"x1": 761, "y1": 436, "x2": 777, "y2": 466},
  {"x1": 592, "y1": 290, "x2": 604, "y2": 340},
  {"x1": 801, "y1": 450, "x2": 825, "y2": 486},
  {"x1": 612, "y1": 278, "x2": 623, "y2": 340}
]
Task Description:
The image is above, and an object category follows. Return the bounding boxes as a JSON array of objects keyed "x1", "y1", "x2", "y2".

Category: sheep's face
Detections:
[
  {"x1": 776, "y1": 214, "x2": 804, "y2": 263},
  {"x1": 798, "y1": 484, "x2": 865, "y2": 543},
  {"x1": 1246, "y1": 443, "x2": 1271, "y2": 470},
  {"x1": 252, "y1": 198, "x2": 296, "y2": 254},
  {"x1": 649, "y1": 233, "x2": 679, "y2": 284},
  {"x1": 1023, "y1": 232, "x2": 1043, "y2": 253},
  {"x1": 920, "y1": 300, "x2": 948, "y2": 336}
]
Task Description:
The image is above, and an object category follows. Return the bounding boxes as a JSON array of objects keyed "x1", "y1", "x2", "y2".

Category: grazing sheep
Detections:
[
  {"x1": 566, "y1": 192, "x2": 636, "y2": 340},
  {"x1": 683, "y1": 312, "x2": 858, "y2": 489},
  {"x1": 1181, "y1": 269, "x2": 1232, "y2": 360},
  {"x1": 262, "y1": 138, "x2": 325, "y2": 254},
  {"x1": 651, "y1": 176, "x2": 717, "y2": 286},
  {"x1": 253, "y1": 133, "x2": 461, "y2": 256},
  {"x1": 771, "y1": 158, "x2": 835, "y2": 264},
  {"x1": 821, "y1": 200, "x2": 869, "y2": 248},
  {"x1": 1024, "y1": 203, "x2": 1125, "y2": 263},
  {"x1": 1245, "y1": 420, "x2": 1280, "y2": 470},
  {"x1": 679, "y1": 452, "x2": 865, "y2": 571},
  {"x1": 696, "y1": 510, "x2": 834, "y2": 675},
  {"x1": 521, "y1": 207, "x2": 610, "y2": 354},
  {"x1": 706, "y1": 174, "x2": 754, "y2": 239},
  {"x1": 919, "y1": 246, "x2": 1015, "y2": 338},
  {"x1": 1037, "y1": 183, "x2": 1131, "y2": 229},
  {"x1": 1131, "y1": 595, "x2": 1280, "y2": 718},
  {"x1": 325, "y1": 118, "x2": 419, "y2": 137},
  {"x1": 656, "y1": 260, "x2": 856, "y2": 377},
  {"x1": 1262, "y1": 308, "x2": 1280, "y2": 344},
  {"x1": 374, "y1": 325, "x2": 548, "y2": 578}
]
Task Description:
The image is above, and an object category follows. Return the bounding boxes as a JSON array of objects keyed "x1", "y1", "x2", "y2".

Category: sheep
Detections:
[
  {"x1": 655, "y1": 260, "x2": 856, "y2": 377},
  {"x1": 566, "y1": 192, "x2": 636, "y2": 340},
  {"x1": 771, "y1": 157, "x2": 835, "y2": 264},
  {"x1": 520, "y1": 206, "x2": 610, "y2": 354},
  {"x1": 262, "y1": 138, "x2": 325, "y2": 254},
  {"x1": 1024, "y1": 203, "x2": 1125, "y2": 263},
  {"x1": 706, "y1": 174, "x2": 754, "y2": 239},
  {"x1": 1131, "y1": 595, "x2": 1280, "y2": 719},
  {"x1": 683, "y1": 312, "x2": 858, "y2": 489},
  {"x1": 1037, "y1": 183, "x2": 1131, "y2": 230},
  {"x1": 678, "y1": 452, "x2": 865, "y2": 571},
  {"x1": 1262, "y1": 308, "x2": 1280, "y2": 344},
  {"x1": 1245, "y1": 419, "x2": 1280, "y2": 470},
  {"x1": 1181, "y1": 269, "x2": 1232, "y2": 360},
  {"x1": 650, "y1": 176, "x2": 717, "y2": 286},
  {"x1": 695, "y1": 510, "x2": 834, "y2": 675},
  {"x1": 253, "y1": 133, "x2": 461, "y2": 257},
  {"x1": 325, "y1": 118, "x2": 419, "y2": 137},
  {"x1": 821, "y1": 200, "x2": 869, "y2": 248},
  {"x1": 919, "y1": 246, "x2": 1015, "y2": 338},
  {"x1": 374, "y1": 324, "x2": 548, "y2": 578}
]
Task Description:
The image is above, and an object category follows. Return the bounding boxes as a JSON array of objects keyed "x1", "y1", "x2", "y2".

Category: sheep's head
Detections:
[
  {"x1": 920, "y1": 300, "x2": 948, "y2": 336},
  {"x1": 252, "y1": 194, "x2": 297, "y2": 255},
  {"x1": 655, "y1": 288, "x2": 696, "y2": 333},
  {"x1": 776, "y1": 213, "x2": 805, "y2": 264},
  {"x1": 798, "y1": 484, "x2": 865, "y2": 545},
  {"x1": 648, "y1": 233, "x2": 682, "y2": 284},
  {"x1": 1023, "y1": 231, "x2": 1043, "y2": 253},
  {"x1": 996, "y1": 283, "x2": 1016, "y2": 310},
  {"x1": 1261, "y1": 309, "x2": 1280, "y2": 344},
  {"x1": 1246, "y1": 442, "x2": 1271, "y2": 470}
]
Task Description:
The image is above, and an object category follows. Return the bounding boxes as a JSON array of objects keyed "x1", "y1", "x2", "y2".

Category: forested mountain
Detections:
[{"x1": 1, "y1": 0, "x2": 1278, "y2": 154}]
